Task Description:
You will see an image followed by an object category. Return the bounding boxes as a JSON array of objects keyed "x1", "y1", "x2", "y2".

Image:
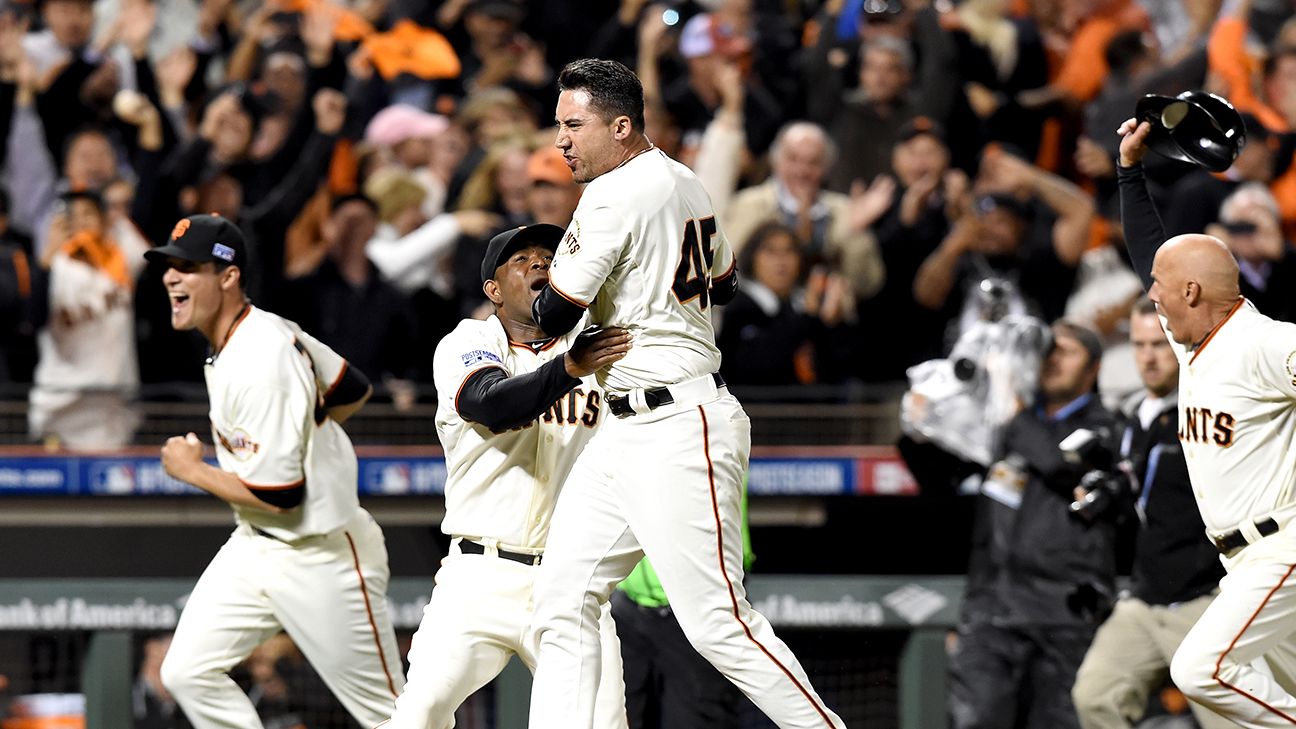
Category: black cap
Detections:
[
  {"x1": 467, "y1": 0, "x2": 525, "y2": 22},
  {"x1": 481, "y1": 224, "x2": 563, "y2": 284},
  {"x1": 144, "y1": 214, "x2": 248, "y2": 270},
  {"x1": 897, "y1": 115, "x2": 945, "y2": 145}
]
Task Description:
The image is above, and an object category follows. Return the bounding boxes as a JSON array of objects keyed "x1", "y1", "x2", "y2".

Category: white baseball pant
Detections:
[
  {"x1": 528, "y1": 389, "x2": 845, "y2": 728},
  {"x1": 381, "y1": 538, "x2": 627, "y2": 729},
  {"x1": 161, "y1": 511, "x2": 405, "y2": 728},
  {"x1": 1171, "y1": 525, "x2": 1296, "y2": 727}
]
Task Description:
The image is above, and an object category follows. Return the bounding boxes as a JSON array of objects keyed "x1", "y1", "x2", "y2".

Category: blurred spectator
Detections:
[
  {"x1": 723, "y1": 121, "x2": 887, "y2": 306},
  {"x1": 0, "y1": 188, "x2": 45, "y2": 386},
  {"x1": 857, "y1": 117, "x2": 966, "y2": 381},
  {"x1": 1207, "y1": 182, "x2": 1296, "y2": 324},
  {"x1": 914, "y1": 146, "x2": 1094, "y2": 346},
  {"x1": 948, "y1": 321, "x2": 1119, "y2": 729},
  {"x1": 446, "y1": 85, "x2": 537, "y2": 203},
  {"x1": 524, "y1": 145, "x2": 581, "y2": 227},
  {"x1": 280, "y1": 193, "x2": 417, "y2": 389},
  {"x1": 457, "y1": 0, "x2": 553, "y2": 111},
  {"x1": 942, "y1": 0, "x2": 1050, "y2": 160},
  {"x1": 818, "y1": 36, "x2": 917, "y2": 192},
  {"x1": 133, "y1": 633, "x2": 191, "y2": 729},
  {"x1": 659, "y1": 4, "x2": 784, "y2": 158},
  {"x1": 450, "y1": 135, "x2": 533, "y2": 316},
  {"x1": 363, "y1": 104, "x2": 452, "y2": 218},
  {"x1": 717, "y1": 222, "x2": 851, "y2": 387},
  {"x1": 29, "y1": 188, "x2": 146, "y2": 449}
]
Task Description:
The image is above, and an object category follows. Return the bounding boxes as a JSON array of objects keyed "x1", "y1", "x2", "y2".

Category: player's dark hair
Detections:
[
  {"x1": 557, "y1": 59, "x2": 645, "y2": 132},
  {"x1": 738, "y1": 222, "x2": 804, "y2": 279}
]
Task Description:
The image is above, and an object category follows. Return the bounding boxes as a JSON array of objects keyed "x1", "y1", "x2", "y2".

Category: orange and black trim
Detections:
[
  {"x1": 698, "y1": 406, "x2": 838, "y2": 728},
  {"x1": 325, "y1": 361, "x2": 349, "y2": 400},
  {"x1": 1212, "y1": 562, "x2": 1296, "y2": 723},
  {"x1": 548, "y1": 281, "x2": 590, "y2": 308},
  {"x1": 1189, "y1": 297, "x2": 1245, "y2": 366},
  {"x1": 215, "y1": 304, "x2": 253, "y2": 355},
  {"x1": 345, "y1": 532, "x2": 399, "y2": 698},
  {"x1": 508, "y1": 336, "x2": 561, "y2": 353}
]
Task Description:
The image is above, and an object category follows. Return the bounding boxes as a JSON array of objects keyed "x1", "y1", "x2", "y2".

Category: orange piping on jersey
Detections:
[
  {"x1": 508, "y1": 337, "x2": 561, "y2": 352},
  {"x1": 325, "y1": 360, "x2": 349, "y2": 399},
  {"x1": 345, "y1": 531, "x2": 399, "y2": 698},
  {"x1": 1188, "y1": 298, "x2": 1245, "y2": 366},
  {"x1": 698, "y1": 406, "x2": 838, "y2": 727},
  {"x1": 714, "y1": 257, "x2": 737, "y2": 280},
  {"x1": 11, "y1": 248, "x2": 30, "y2": 298},
  {"x1": 548, "y1": 281, "x2": 590, "y2": 308},
  {"x1": 1213, "y1": 561, "x2": 1296, "y2": 723},
  {"x1": 216, "y1": 305, "x2": 254, "y2": 354},
  {"x1": 242, "y1": 478, "x2": 305, "y2": 491},
  {"x1": 452, "y1": 364, "x2": 507, "y2": 415}
]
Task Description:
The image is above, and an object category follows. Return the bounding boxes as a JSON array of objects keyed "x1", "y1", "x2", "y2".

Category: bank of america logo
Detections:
[{"x1": 882, "y1": 584, "x2": 947, "y2": 625}]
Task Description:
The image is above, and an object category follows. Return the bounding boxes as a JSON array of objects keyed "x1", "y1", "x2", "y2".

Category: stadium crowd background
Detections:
[
  {"x1": 2, "y1": 0, "x2": 1296, "y2": 725},
  {"x1": 6, "y1": 0, "x2": 1296, "y2": 449}
]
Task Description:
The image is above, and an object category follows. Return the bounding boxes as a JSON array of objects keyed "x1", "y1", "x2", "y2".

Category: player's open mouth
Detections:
[
  {"x1": 529, "y1": 276, "x2": 548, "y2": 292},
  {"x1": 170, "y1": 293, "x2": 190, "y2": 312}
]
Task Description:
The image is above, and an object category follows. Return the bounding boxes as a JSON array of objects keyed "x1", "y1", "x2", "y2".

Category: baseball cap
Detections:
[
  {"x1": 974, "y1": 193, "x2": 1031, "y2": 220},
  {"x1": 679, "y1": 14, "x2": 717, "y2": 59},
  {"x1": 143, "y1": 214, "x2": 248, "y2": 270},
  {"x1": 364, "y1": 104, "x2": 450, "y2": 147},
  {"x1": 527, "y1": 147, "x2": 574, "y2": 186},
  {"x1": 897, "y1": 116, "x2": 946, "y2": 145},
  {"x1": 481, "y1": 224, "x2": 563, "y2": 284}
]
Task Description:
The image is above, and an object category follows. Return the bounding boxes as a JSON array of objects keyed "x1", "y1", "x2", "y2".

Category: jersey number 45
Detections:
[{"x1": 672, "y1": 216, "x2": 717, "y2": 309}]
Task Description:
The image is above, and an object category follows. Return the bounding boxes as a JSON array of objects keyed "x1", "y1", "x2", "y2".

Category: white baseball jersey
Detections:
[
  {"x1": 1164, "y1": 298, "x2": 1296, "y2": 531},
  {"x1": 205, "y1": 306, "x2": 362, "y2": 540},
  {"x1": 432, "y1": 315, "x2": 601, "y2": 549},
  {"x1": 548, "y1": 147, "x2": 736, "y2": 392}
]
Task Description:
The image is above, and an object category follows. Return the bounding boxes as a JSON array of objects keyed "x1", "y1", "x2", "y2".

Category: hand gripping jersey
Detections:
[
  {"x1": 205, "y1": 306, "x2": 362, "y2": 539},
  {"x1": 547, "y1": 148, "x2": 736, "y2": 392},
  {"x1": 432, "y1": 315, "x2": 601, "y2": 548}
]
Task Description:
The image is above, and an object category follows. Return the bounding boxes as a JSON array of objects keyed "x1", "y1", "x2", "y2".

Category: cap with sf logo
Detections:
[{"x1": 143, "y1": 214, "x2": 248, "y2": 270}]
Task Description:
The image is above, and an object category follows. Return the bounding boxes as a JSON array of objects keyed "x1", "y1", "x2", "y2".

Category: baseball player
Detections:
[
  {"x1": 147, "y1": 214, "x2": 405, "y2": 728},
  {"x1": 382, "y1": 224, "x2": 632, "y2": 729},
  {"x1": 526, "y1": 58, "x2": 846, "y2": 729},
  {"x1": 1119, "y1": 119, "x2": 1296, "y2": 727}
]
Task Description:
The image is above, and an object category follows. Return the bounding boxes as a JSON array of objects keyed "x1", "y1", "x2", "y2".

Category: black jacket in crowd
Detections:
[
  {"x1": 1120, "y1": 392, "x2": 1224, "y2": 606},
  {"x1": 964, "y1": 394, "x2": 1120, "y2": 628}
]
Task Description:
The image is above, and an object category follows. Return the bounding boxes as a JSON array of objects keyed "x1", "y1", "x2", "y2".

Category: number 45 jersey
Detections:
[{"x1": 547, "y1": 148, "x2": 736, "y2": 392}]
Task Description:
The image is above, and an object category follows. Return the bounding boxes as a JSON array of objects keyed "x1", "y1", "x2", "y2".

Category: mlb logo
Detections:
[
  {"x1": 212, "y1": 243, "x2": 236, "y2": 262},
  {"x1": 95, "y1": 463, "x2": 136, "y2": 494}
]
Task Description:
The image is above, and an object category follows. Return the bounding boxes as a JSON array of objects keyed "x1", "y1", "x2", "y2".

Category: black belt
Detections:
[
  {"x1": 606, "y1": 373, "x2": 725, "y2": 418},
  {"x1": 459, "y1": 539, "x2": 542, "y2": 566},
  {"x1": 1211, "y1": 517, "x2": 1279, "y2": 556}
]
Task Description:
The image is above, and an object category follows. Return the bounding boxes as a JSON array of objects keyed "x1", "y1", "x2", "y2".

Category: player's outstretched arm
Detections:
[
  {"x1": 161, "y1": 433, "x2": 294, "y2": 513},
  {"x1": 1116, "y1": 118, "x2": 1163, "y2": 290},
  {"x1": 564, "y1": 327, "x2": 633, "y2": 377}
]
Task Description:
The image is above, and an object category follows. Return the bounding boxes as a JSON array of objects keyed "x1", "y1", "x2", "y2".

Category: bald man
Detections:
[{"x1": 1119, "y1": 118, "x2": 1296, "y2": 729}]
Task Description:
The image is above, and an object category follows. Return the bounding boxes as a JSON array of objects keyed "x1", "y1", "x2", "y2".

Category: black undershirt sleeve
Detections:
[
  {"x1": 249, "y1": 485, "x2": 305, "y2": 509},
  {"x1": 323, "y1": 362, "x2": 371, "y2": 409},
  {"x1": 457, "y1": 358, "x2": 580, "y2": 431},
  {"x1": 1117, "y1": 163, "x2": 1164, "y2": 291},
  {"x1": 533, "y1": 286, "x2": 586, "y2": 337},
  {"x1": 711, "y1": 269, "x2": 740, "y2": 306}
]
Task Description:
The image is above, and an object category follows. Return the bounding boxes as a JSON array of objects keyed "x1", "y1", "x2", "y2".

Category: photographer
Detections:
[
  {"x1": 949, "y1": 321, "x2": 1120, "y2": 729},
  {"x1": 1071, "y1": 299, "x2": 1228, "y2": 729}
]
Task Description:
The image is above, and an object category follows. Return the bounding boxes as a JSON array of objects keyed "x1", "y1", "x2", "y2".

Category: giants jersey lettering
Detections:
[
  {"x1": 1162, "y1": 299, "x2": 1296, "y2": 531},
  {"x1": 433, "y1": 316, "x2": 601, "y2": 549},
  {"x1": 205, "y1": 307, "x2": 361, "y2": 539},
  {"x1": 547, "y1": 148, "x2": 736, "y2": 392}
]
